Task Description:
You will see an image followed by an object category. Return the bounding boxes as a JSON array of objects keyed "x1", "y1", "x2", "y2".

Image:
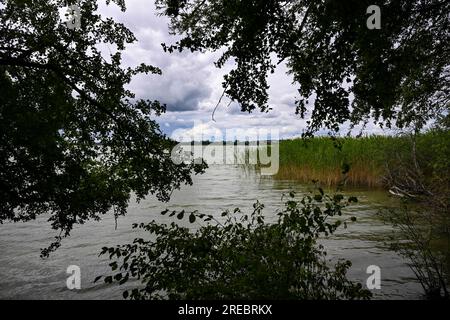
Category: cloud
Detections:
[
  {"x1": 98, "y1": 0, "x2": 218, "y2": 112},
  {"x1": 98, "y1": 0, "x2": 389, "y2": 140}
]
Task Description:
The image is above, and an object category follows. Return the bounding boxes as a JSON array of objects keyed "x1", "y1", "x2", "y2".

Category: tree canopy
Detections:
[
  {"x1": 0, "y1": 0, "x2": 204, "y2": 256},
  {"x1": 97, "y1": 191, "x2": 371, "y2": 300},
  {"x1": 156, "y1": 0, "x2": 449, "y2": 134}
]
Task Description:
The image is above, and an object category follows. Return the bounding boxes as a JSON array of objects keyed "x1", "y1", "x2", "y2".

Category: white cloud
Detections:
[{"x1": 98, "y1": 0, "x2": 388, "y2": 139}]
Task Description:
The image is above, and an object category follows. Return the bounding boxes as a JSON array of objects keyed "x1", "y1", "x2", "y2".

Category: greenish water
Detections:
[{"x1": 0, "y1": 165, "x2": 423, "y2": 299}]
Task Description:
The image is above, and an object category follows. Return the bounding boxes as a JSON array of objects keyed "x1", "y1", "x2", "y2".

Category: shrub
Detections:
[{"x1": 96, "y1": 191, "x2": 371, "y2": 300}]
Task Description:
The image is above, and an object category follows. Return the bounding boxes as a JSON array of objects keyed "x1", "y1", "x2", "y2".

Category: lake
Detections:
[{"x1": 0, "y1": 165, "x2": 423, "y2": 299}]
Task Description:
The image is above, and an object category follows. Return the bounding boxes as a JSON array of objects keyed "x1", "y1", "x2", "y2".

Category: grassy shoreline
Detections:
[{"x1": 274, "y1": 131, "x2": 448, "y2": 188}]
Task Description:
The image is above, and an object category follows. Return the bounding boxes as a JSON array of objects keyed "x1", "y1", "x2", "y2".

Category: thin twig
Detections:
[{"x1": 211, "y1": 85, "x2": 227, "y2": 122}]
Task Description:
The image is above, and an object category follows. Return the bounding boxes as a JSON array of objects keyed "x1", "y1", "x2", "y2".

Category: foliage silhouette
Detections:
[
  {"x1": 156, "y1": 0, "x2": 449, "y2": 134},
  {"x1": 0, "y1": 0, "x2": 205, "y2": 256},
  {"x1": 97, "y1": 191, "x2": 371, "y2": 300}
]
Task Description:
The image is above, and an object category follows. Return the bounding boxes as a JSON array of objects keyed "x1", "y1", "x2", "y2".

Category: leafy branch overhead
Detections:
[{"x1": 156, "y1": 0, "x2": 449, "y2": 134}]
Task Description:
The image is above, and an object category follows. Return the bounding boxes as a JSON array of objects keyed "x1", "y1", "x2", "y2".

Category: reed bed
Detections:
[{"x1": 274, "y1": 135, "x2": 408, "y2": 187}]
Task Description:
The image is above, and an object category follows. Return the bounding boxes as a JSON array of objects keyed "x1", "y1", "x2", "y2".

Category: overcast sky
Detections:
[{"x1": 98, "y1": 0, "x2": 391, "y2": 141}]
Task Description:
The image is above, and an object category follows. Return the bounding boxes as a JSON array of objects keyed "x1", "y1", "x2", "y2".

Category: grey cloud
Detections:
[{"x1": 166, "y1": 86, "x2": 210, "y2": 112}]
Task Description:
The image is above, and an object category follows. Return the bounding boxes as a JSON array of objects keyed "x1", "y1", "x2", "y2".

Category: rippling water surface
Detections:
[{"x1": 0, "y1": 165, "x2": 423, "y2": 299}]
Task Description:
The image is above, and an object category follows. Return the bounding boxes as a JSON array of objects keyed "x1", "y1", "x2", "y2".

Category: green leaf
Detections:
[
  {"x1": 177, "y1": 210, "x2": 185, "y2": 220},
  {"x1": 119, "y1": 274, "x2": 129, "y2": 285}
]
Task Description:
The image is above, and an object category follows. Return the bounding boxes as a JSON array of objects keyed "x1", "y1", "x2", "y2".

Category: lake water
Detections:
[{"x1": 0, "y1": 165, "x2": 423, "y2": 299}]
